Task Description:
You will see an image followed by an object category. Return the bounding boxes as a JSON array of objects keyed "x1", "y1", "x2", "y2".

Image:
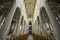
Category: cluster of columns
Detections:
[
  {"x1": 44, "y1": 2, "x2": 60, "y2": 40},
  {"x1": 0, "y1": 0, "x2": 28, "y2": 40},
  {"x1": 0, "y1": 2, "x2": 17, "y2": 40},
  {"x1": 0, "y1": 0, "x2": 60, "y2": 40},
  {"x1": 33, "y1": 0, "x2": 60, "y2": 40}
]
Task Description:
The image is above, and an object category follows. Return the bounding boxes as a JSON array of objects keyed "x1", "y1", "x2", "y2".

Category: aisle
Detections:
[{"x1": 27, "y1": 35, "x2": 33, "y2": 40}]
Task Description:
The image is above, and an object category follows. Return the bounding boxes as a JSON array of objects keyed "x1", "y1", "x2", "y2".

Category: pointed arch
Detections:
[
  {"x1": 39, "y1": 7, "x2": 56, "y2": 37},
  {"x1": 8, "y1": 7, "x2": 21, "y2": 35}
]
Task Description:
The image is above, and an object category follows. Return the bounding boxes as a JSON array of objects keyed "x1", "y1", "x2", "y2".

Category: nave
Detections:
[
  {"x1": 0, "y1": 0, "x2": 60, "y2": 40},
  {"x1": 7, "y1": 33, "x2": 53, "y2": 40}
]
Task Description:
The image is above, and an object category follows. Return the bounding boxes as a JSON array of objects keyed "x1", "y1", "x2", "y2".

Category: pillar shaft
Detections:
[
  {"x1": 0, "y1": 3, "x2": 16, "y2": 40},
  {"x1": 23, "y1": 19, "x2": 24, "y2": 34},
  {"x1": 44, "y1": 2, "x2": 60, "y2": 40},
  {"x1": 16, "y1": 16, "x2": 21, "y2": 35},
  {"x1": 39, "y1": 15, "x2": 45, "y2": 35},
  {"x1": 20, "y1": 18, "x2": 24, "y2": 35},
  {"x1": 13, "y1": 23, "x2": 17, "y2": 35}
]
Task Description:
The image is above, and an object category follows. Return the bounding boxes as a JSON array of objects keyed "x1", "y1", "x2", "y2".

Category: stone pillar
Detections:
[
  {"x1": 22, "y1": 19, "x2": 24, "y2": 34},
  {"x1": 35, "y1": 20, "x2": 39, "y2": 34},
  {"x1": 36, "y1": 20, "x2": 40, "y2": 34},
  {"x1": 0, "y1": 3, "x2": 17, "y2": 40},
  {"x1": 13, "y1": 23, "x2": 17, "y2": 35},
  {"x1": 20, "y1": 18, "x2": 24, "y2": 35},
  {"x1": 39, "y1": 15, "x2": 45, "y2": 36},
  {"x1": 16, "y1": 16, "x2": 21, "y2": 35},
  {"x1": 33, "y1": 20, "x2": 39, "y2": 34},
  {"x1": 24, "y1": 21, "x2": 28, "y2": 34},
  {"x1": 44, "y1": 2, "x2": 60, "y2": 40}
]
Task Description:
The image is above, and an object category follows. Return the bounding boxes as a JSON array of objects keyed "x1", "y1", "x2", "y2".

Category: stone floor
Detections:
[
  {"x1": 9, "y1": 33, "x2": 49, "y2": 40},
  {"x1": 27, "y1": 35, "x2": 33, "y2": 40}
]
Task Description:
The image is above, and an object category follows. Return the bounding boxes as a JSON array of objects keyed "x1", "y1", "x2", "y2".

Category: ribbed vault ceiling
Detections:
[
  {"x1": 0, "y1": 0, "x2": 60, "y2": 19},
  {"x1": 24, "y1": 0, "x2": 36, "y2": 19}
]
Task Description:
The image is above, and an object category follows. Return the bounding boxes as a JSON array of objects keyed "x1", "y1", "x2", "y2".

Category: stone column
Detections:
[
  {"x1": 22, "y1": 19, "x2": 24, "y2": 34},
  {"x1": 33, "y1": 20, "x2": 39, "y2": 34},
  {"x1": 16, "y1": 16, "x2": 21, "y2": 35},
  {"x1": 44, "y1": 2, "x2": 60, "y2": 40},
  {"x1": 39, "y1": 15, "x2": 45, "y2": 36},
  {"x1": 13, "y1": 23, "x2": 17, "y2": 35},
  {"x1": 20, "y1": 17, "x2": 24, "y2": 35},
  {"x1": 0, "y1": 3, "x2": 17, "y2": 40},
  {"x1": 35, "y1": 20, "x2": 39, "y2": 34},
  {"x1": 24, "y1": 21, "x2": 28, "y2": 34}
]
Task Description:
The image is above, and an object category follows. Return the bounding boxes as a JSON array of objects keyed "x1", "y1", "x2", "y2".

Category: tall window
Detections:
[
  {"x1": 40, "y1": 7, "x2": 54, "y2": 36},
  {"x1": 8, "y1": 7, "x2": 21, "y2": 35}
]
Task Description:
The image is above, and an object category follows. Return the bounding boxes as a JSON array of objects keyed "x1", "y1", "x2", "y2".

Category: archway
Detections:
[
  {"x1": 39, "y1": 7, "x2": 56, "y2": 39},
  {"x1": 29, "y1": 21, "x2": 32, "y2": 34},
  {"x1": 0, "y1": 0, "x2": 14, "y2": 32},
  {"x1": 7, "y1": 7, "x2": 21, "y2": 39}
]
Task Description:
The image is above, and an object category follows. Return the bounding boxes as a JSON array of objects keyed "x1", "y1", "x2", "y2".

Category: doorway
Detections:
[{"x1": 29, "y1": 22, "x2": 32, "y2": 34}]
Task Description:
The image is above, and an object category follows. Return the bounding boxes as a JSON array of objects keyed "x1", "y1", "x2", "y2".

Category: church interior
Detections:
[{"x1": 0, "y1": 0, "x2": 60, "y2": 40}]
